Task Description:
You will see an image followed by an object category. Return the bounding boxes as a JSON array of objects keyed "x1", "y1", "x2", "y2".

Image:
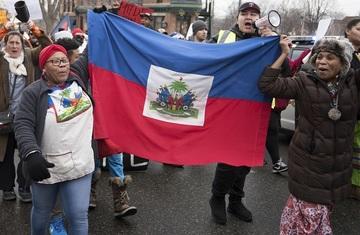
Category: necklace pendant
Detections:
[{"x1": 328, "y1": 108, "x2": 341, "y2": 121}]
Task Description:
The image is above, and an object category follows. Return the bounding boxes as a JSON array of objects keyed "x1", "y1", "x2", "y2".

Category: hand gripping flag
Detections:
[{"x1": 88, "y1": 11, "x2": 280, "y2": 166}]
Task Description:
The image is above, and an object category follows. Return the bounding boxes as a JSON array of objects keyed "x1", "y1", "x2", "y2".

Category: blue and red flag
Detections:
[{"x1": 88, "y1": 11, "x2": 280, "y2": 166}]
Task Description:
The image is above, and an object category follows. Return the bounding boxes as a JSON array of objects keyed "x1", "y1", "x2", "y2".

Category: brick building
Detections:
[{"x1": 60, "y1": 0, "x2": 202, "y2": 35}]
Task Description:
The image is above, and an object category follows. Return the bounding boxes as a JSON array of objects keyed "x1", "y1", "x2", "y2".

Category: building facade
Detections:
[{"x1": 60, "y1": 0, "x2": 202, "y2": 35}]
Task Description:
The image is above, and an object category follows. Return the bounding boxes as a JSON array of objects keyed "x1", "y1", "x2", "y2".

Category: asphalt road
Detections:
[{"x1": 1, "y1": 134, "x2": 359, "y2": 235}]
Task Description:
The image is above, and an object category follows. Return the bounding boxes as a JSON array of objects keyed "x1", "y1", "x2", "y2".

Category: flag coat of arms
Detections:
[{"x1": 88, "y1": 11, "x2": 280, "y2": 166}]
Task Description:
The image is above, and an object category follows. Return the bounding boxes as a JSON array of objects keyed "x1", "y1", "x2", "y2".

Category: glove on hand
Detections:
[{"x1": 22, "y1": 152, "x2": 55, "y2": 182}]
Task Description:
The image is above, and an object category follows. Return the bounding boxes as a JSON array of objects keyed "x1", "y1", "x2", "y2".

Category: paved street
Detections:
[{"x1": 1, "y1": 134, "x2": 359, "y2": 235}]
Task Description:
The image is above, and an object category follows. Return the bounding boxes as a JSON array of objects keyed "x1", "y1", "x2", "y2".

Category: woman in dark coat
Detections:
[
  {"x1": 0, "y1": 22, "x2": 51, "y2": 202},
  {"x1": 259, "y1": 36, "x2": 359, "y2": 234}
]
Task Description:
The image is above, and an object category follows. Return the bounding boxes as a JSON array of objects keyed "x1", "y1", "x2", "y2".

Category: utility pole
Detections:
[{"x1": 208, "y1": 0, "x2": 213, "y2": 38}]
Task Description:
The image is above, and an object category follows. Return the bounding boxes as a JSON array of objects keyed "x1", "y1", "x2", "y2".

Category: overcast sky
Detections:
[{"x1": 211, "y1": 0, "x2": 360, "y2": 18}]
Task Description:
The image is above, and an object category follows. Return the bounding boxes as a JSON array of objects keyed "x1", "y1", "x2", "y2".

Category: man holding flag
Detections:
[{"x1": 208, "y1": 2, "x2": 289, "y2": 225}]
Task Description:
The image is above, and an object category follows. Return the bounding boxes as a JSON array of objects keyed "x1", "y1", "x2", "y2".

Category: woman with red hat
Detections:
[{"x1": 14, "y1": 44, "x2": 94, "y2": 235}]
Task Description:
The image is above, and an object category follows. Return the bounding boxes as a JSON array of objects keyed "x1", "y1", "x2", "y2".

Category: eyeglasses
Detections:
[{"x1": 46, "y1": 58, "x2": 69, "y2": 66}]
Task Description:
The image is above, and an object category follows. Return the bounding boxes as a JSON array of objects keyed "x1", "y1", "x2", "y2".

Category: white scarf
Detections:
[{"x1": 2, "y1": 48, "x2": 27, "y2": 76}]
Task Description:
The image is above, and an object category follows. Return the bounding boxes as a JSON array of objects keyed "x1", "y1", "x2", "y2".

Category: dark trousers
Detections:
[
  {"x1": 211, "y1": 163, "x2": 250, "y2": 198},
  {"x1": 266, "y1": 110, "x2": 281, "y2": 164},
  {"x1": 0, "y1": 132, "x2": 26, "y2": 191}
]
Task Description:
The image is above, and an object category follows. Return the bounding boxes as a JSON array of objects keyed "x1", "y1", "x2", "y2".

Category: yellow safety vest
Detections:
[{"x1": 217, "y1": 30, "x2": 236, "y2": 44}]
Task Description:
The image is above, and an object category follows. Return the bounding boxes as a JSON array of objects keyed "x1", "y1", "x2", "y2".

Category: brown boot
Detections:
[
  {"x1": 89, "y1": 169, "x2": 101, "y2": 209},
  {"x1": 109, "y1": 176, "x2": 137, "y2": 218}
]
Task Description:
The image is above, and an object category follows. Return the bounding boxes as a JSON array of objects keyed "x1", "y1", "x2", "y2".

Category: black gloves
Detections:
[{"x1": 22, "y1": 152, "x2": 55, "y2": 182}]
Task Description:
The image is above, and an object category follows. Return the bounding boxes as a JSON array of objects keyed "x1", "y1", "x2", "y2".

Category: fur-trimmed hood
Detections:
[{"x1": 309, "y1": 38, "x2": 354, "y2": 77}]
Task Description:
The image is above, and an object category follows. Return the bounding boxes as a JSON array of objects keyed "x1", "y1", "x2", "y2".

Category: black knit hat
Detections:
[{"x1": 192, "y1": 20, "x2": 207, "y2": 35}]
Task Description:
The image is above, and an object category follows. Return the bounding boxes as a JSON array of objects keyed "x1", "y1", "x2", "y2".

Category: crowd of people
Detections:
[{"x1": 0, "y1": 1, "x2": 359, "y2": 235}]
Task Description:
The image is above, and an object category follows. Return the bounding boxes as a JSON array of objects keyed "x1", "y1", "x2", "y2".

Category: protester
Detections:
[
  {"x1": 53, "y1": 30, "x2": 73, "y2": 42},
  {"x1": 0, "y1": 21, "x2": 51, "y2": 203},
  {"x1": 345, "y1": 18, "x2": 360, "y2": 200},
  {"x1": 55, "y1": 37, "x2": 81, "y2": 64},
  {"x1": 189, "y1": 20, "x2": 208, "y2": 43},
  {"x1": 140, "y1": 12, "x2": 155, "y2": 30},
  {"x1": 90, "y1": 153, "x2": 137, "y2": 218},
  {"x1": 71, "y1": 28, "x2": 87, "y2": 53},
  {"x1": 90, "y1": 4, "x2": 138, "y2": 218},
  {"x1": 169, "y1": 32, "x2": 185, "y2": 40},
  {"x1": 43, "y1": 37, "x2": 83, "y2": 235},
  {"x1": 265, "y1": 48, "x2": 313, "y2": 174},
  {"x1": 157, "y1": 28, "x2": 168, "y2": 35},
  {"x1": 14, "y1": 44, "x2": 94, "y2": 235},
  {"x1": 259, "y1": 35, "x2": 358, "y2": 234},
  {"x1": 207, "y1": 2, "x2": 286, "y2": 225}
]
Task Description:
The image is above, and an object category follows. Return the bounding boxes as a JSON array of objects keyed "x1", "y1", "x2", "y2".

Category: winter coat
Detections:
[
  {"x1": 14, "y1": 48, "x2": 90, "y2": 160},
  {"x1": 259, "y1": 65, "x2": 360, "y2": 205},
  {"x1": 0, "y1": 34, "x2": 51, "y2": 161}
]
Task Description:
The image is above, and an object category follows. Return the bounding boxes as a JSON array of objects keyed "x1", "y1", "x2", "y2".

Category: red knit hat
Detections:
[
  {"x1": 39, "y1": 44, "x2": 67, "y2": 70},
  {"x1": 71, "y1": 27, "x2": 84, "y2": 37}
]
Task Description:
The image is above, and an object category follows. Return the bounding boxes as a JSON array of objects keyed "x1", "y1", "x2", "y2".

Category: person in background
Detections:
[
  {"x1": 53, "y1": 30, "x2": 73, "y2": 42},
  {"x1": 15, "y1": 44, "x2": 94, "y2": 235},
  {"x1": 56, "y1": 38, "x2": 81, "y2": 64},
  {"x1": 0, "y1": 20, "x2": 51, "y2": 203},
  {"x1": 71, "y1": 28, "x2": 87, "y2": 53},
  {"x1": 259, "y1": 36, "x2": 358, "y2": 235},
  {"x1": 139, "y1": 12, "x2": 155, "y2": 30},
  {"x1": 90, "y1": 153, "x2": 137, "y2": 218},
  {"x1": 158, "y1": 28, "x2": 168, "y2": 35},
  {"x1": 345, "y1": 18, "x2": 360, "y2": 200},
  {"x1": 169, "y1": 32, "x2": 185, "y2": 40},
  {"x1": 189, "y1": 20, "x2": 208, "y2": 43},
  {"x1": 90, "y1": 3, "x2": 139, "y2": 218}
]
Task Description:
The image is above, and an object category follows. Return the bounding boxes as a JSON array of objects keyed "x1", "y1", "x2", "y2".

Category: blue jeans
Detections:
[
  {"x1": 31, "y1": 174, "x2": 92, "y2": 235},
  {"x1": 94, "y1": 153, "x2": 124, "y2": 180}
]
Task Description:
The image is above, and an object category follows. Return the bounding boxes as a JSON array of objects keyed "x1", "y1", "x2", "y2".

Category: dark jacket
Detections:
[
  {"x1": 14, "y1": 51, "x2": 90, "y2": 160},
  {"x1": 259, "y1": 65, "x2": 360, "y2": 205},
  {"x1": 351, "y1": 52, "x2": 360, "y2": 70}
]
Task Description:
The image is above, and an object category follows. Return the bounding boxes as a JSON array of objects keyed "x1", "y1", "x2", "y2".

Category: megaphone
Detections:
[
  {"x1": 254, "y1": 10, "x2": 281, "y2": 29},
  {"x1": 14, "y1": 1, "x2": 30, "y2": 23}
]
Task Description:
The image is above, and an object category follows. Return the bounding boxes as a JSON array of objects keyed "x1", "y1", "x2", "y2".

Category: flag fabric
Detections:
[
  {"x1": 50, "y1": 15, "x2": 76, "y2": 36},
  {"x1": 88, "y1": 11, "x2": 280, "y2": 166}
]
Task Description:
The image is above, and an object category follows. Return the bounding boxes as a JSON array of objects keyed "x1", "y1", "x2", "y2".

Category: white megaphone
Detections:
[{"x1": 254, "y1": 10, "x2": 281, "y2": 29}]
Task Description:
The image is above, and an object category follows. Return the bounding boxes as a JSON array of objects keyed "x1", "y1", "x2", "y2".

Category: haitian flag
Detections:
[{"x1": 88, "y1": 11, "x2": 280, "y2": 166}]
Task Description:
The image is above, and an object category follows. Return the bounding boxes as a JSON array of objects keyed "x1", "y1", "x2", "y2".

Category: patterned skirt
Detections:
[{"x1": 280, "y1": 194, "x2": 332, "y2": 235}]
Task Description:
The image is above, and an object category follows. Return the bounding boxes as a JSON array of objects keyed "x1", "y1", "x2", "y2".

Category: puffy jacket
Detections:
[{"x1": 259, "y1": 65, "x2": 360, "y2": 205}]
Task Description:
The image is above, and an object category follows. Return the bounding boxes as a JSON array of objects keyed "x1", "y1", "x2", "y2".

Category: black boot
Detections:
[
  {"x1": 209, "y1": 195, "x2": 226, "y2": 225},
  {"x1": 227, "y1": 195, "x2": 252, "y2": 222}
]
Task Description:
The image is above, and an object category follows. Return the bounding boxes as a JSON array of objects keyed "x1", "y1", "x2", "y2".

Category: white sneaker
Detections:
[{"x1": 272, "y1": 160, "x2": 288, "y2": 173}]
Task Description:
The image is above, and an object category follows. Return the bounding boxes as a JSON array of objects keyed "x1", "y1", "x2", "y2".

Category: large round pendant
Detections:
[{"x1": 328, "y1": 108, "x2": 341, "y2": 121}]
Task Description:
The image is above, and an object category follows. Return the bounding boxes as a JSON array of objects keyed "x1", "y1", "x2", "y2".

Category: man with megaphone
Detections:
[{"x1": 208, "y1": 2, "x2": 290, "y2": 226}]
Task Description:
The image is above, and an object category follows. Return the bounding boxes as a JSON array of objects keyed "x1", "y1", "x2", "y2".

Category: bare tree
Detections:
[
  {"x1": 39, "y1": 0, "x2": 61, "y2": 33},
  {"x1": 300, "y1": 0, "x2": 336, "y2": 34},
  {"x1": 276, "y1": 0, "x2": 307, "y2": 35}
]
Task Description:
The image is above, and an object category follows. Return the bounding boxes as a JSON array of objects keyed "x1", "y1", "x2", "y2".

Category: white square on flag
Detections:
[{"x1": 143, "y1": 65, "x2": 214, "y2": 126}]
